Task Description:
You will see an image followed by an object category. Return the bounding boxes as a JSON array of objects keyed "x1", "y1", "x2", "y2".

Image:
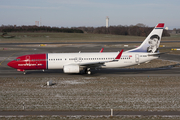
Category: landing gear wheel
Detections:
[
  {"x1": 86, "y1": 68, "x2": 91, "y2": 75},
  {"x1": 87, "y1": 71, "x2": 91, "y2": 75}
]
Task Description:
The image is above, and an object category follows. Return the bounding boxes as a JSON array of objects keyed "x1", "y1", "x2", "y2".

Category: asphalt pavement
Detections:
[{"x1": 1, "y1": 111, "x2": 180, "y2": 116}]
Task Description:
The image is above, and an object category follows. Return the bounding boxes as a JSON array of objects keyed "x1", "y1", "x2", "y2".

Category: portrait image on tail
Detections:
[{"x1": 147, "y1": 34, "x2": 160, "y2": 53}]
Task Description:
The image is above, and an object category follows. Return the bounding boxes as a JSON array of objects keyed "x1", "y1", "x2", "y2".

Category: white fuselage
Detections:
[{"x1": 47, "y1": 52, "x2": 158, "y2": 69}]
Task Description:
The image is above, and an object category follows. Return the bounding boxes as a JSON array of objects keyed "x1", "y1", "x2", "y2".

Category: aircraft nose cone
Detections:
[{"x1": 7, "y1": 61, "x2": 13, "y2": 68}]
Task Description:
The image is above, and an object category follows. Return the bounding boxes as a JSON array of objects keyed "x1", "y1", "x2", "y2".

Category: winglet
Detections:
[
  {"x1": 100, "y1": 48, "x2": 104, "y2": 53},
  {"x1": 115, "y1": 49, "x2": 123, "y2": 59}
]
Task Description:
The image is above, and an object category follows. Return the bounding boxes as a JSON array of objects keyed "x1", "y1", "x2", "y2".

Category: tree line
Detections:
[
  {"x1": 0, "y1": 25, "x2": 83, "y2": 33},
  {"x1": 78, "y1": 23, "x2": 170, "y2": 37},
  {"x1": 0, "y1": 24, "x2": 170, "y2": 37}
]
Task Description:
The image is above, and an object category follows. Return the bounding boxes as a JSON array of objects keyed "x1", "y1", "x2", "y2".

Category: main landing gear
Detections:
[{"x1": 85, "y1": 68, "x2": 91, "y2": 75}]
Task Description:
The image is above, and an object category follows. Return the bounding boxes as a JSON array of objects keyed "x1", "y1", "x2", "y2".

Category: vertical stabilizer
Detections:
[{"x1": 127, "y1": 23, "x2": 164, "y2": 53}]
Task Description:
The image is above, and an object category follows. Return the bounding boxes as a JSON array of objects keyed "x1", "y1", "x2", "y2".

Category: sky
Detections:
[{"x1": 0, "y1": 0, "x2": 180, "y2": 29}]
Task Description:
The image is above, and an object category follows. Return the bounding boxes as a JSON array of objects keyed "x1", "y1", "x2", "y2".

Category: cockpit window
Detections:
[{"x1": 14, "y1": 59, "x2": 20, "y2": 61}]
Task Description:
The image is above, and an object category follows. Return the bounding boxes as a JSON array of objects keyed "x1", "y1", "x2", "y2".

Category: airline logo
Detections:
[{"x1": 18, "y1": 64, "x2": 44, "y2": 67}]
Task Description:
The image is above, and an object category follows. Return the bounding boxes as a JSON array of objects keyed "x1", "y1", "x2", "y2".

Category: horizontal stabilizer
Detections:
[{"x1": 148, "y1": 52, "x2": 167, "y2": 56}]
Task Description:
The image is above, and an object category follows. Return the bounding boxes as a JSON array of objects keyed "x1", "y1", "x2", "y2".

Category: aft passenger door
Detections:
[{"x1": 135, "y1": 54, "x2": 139, "y2": 64}]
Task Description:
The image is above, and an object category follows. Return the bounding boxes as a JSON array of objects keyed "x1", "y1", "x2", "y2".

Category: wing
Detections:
[{"x1": 78, "y1": 49, "x2": 124, "y2": 68}]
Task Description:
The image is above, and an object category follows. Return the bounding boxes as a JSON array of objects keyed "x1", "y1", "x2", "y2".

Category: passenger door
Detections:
[{"x1": 135, "y1": 54, "x2": 139, "y2": 64}]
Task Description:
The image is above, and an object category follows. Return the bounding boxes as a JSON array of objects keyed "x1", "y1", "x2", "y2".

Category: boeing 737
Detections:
[{"x1": 7, "y1": 23, "x2": 164, "y2": 74}]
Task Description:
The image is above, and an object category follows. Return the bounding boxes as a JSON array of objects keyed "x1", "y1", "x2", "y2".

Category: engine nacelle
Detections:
[{"x1": 63, "y1": 65, "x2": 80, "y2": 73}]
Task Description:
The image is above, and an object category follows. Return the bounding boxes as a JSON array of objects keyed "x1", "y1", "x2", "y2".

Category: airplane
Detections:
[{"x1": 7, "y1": 23, "x2": 164, "y2": 75}]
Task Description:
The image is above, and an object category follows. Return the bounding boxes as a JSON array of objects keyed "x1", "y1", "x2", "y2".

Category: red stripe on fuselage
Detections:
[{"x1": 8, "y1": 54, "x2": 47, "y2": 70}]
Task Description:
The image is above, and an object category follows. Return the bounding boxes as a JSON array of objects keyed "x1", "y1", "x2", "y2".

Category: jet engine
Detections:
[{"x1": 63, "y1": 65, "x2": 80, "y2": 73}]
